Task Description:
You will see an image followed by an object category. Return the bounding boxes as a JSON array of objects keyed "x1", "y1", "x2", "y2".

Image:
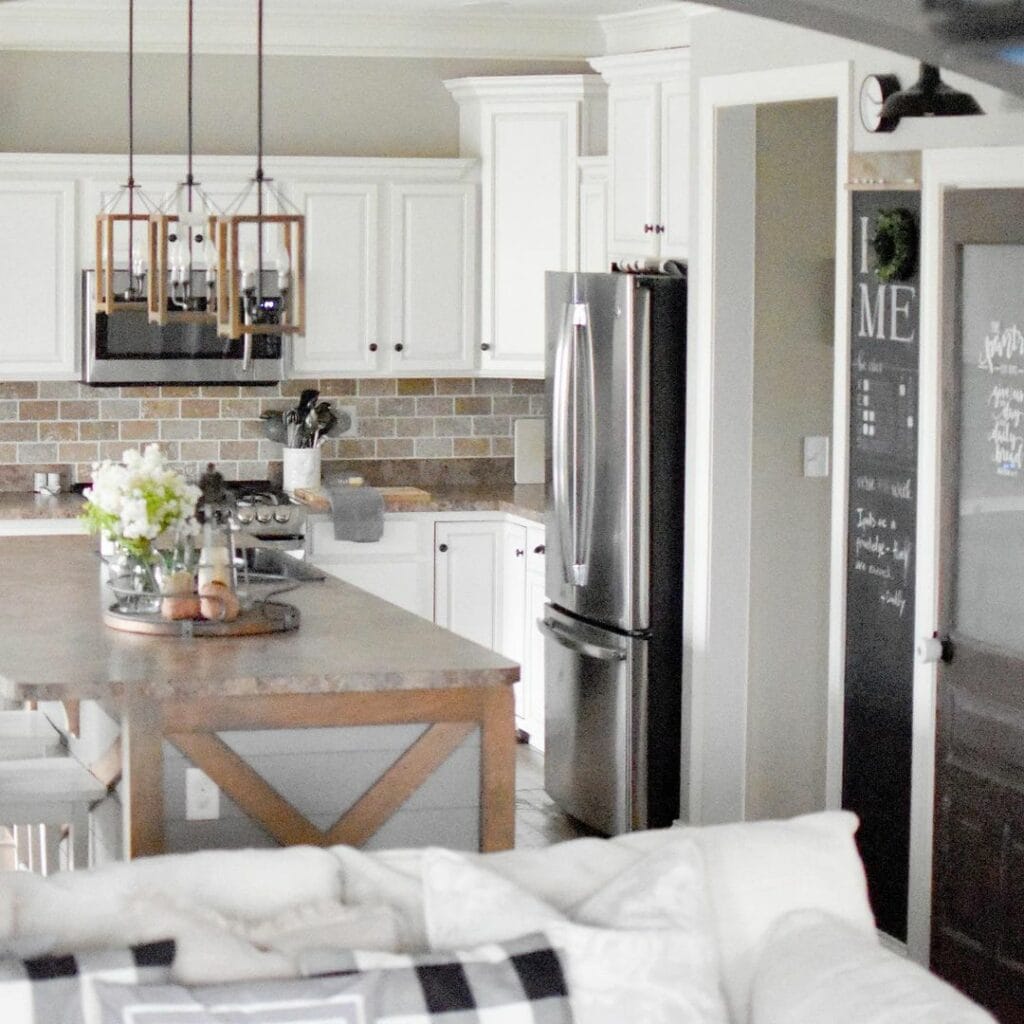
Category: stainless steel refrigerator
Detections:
[{"x1": 542, "y1": 270, "x2": 687, "y2": 835}]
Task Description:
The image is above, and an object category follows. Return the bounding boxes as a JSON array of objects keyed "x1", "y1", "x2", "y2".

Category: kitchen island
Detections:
[{"x1": 0, "y1": 535, "x2": 518, "y2": 859}]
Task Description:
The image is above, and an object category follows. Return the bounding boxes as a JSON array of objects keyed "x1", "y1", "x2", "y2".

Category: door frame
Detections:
[
  {"x1": 686, "y1": 62, "x2": 852, "y2": 824},
  {"x1": 909, "y1": 145, "x2": 1024, "y2": 963}
]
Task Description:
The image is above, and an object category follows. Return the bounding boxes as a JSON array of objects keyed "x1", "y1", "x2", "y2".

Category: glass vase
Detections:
[{"x1": 108, "y1": 548, "x2": 162, "y2": 615}]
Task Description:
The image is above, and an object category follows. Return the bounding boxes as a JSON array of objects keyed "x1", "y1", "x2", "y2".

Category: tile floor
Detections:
[{"x1": 514, "y1": 742, "x2": 600, "y2": 848}]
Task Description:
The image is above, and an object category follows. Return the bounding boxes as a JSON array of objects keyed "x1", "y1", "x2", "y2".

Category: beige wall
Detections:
[
  {"x1": 0, "y1": 51, "x2": 587, "y2": 156},
  {"x1": 745, "y1": 99, "x2": 836, "y2": 821}
]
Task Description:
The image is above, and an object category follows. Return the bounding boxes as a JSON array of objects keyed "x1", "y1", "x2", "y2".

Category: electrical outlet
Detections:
[
  {"x1": 334, "y1": 404, "x2": 357, "y2": 437},
  {"x1": 185, "y1": 767, "x2": 220, "y2": 820}
]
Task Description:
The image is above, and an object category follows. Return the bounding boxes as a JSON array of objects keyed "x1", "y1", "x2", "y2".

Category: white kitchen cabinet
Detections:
[
  {"x1": 288, "y1": 181, "x2": 380, "y2": 376},
  {"x1": 307, "y1": 514, "x2": 434, "y2": 620},
  {"x1": 446, "y1": 76, "x2": 607, "y2": 378},
  {"x1": 386, "y1": 181, "x2": 476, "y2": 374},
  {"x1": 290, "y1": 167, "x2": 477, "y2": 378},
  {"x1": 0, "y1": 175, "x2": 77, "y2": 379},
  {"x1": 519, "y1": 523, "x2": 547, "y2": 749},
  {"x1": 590, "y1": 50, "x2": 690, "y2": 264},
  {"x1": 433, "y1": 519, "x2": 505, "y2": 650},
  {"x1": 578, "y1": 157, "x2": 609, "y2": 274},
  {"x1": 501, "y1": 522, "x2": 528, "y2": 714}
]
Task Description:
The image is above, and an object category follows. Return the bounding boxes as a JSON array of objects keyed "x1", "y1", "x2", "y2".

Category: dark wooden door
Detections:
[{"x1": 932, "y1": 189, "x2": 1024, "y2": 1023}]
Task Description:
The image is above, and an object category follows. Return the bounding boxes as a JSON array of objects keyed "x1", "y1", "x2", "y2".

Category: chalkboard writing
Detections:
[
  {"x1": 955, "y1": 245, "x2": 1024, "y2": 651},
  {"x1": 843, "y1": 190, "x2": 920, "y2": 943}
]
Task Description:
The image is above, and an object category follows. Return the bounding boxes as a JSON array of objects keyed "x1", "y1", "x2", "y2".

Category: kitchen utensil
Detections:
[
  {"x1": 260, "y1": 411, "x2": 287, "y2": 444},
  {"x1": 296, "y1": 388, "x2": 320, "y2": 418}
]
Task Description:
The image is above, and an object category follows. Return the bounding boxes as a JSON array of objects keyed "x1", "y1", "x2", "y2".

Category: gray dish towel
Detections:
[{"x1": 327, "y1": 481, "x2": 384, "y2": 542}]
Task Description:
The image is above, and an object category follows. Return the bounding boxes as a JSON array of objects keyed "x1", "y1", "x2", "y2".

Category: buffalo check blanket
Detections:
[
  {"x1": 88, "y1": 933, "x2": 572, "y2": 1024},
  {"x1": 0, "y1": 939, "x2": 176, "y2": 1024}
]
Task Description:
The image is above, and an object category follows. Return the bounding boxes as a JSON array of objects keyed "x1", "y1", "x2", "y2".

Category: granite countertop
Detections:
[
  {"x1": 0, "y1": 492, "x2": 85, "y2": 520},
  {"x1": 0, "y1": 535, "x2": 519, "y2": 703},
  {"x1": 0, "y1": 485, "x2": 547, "y2": 524}
]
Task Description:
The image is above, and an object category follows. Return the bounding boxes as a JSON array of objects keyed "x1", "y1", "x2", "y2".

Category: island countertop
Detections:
[
  {"x1": 0, "y1": 535, "x2": 519, "y2": 703},
  {"x1": 0, "y1": 535, "x2": 519, "y2": 857}
]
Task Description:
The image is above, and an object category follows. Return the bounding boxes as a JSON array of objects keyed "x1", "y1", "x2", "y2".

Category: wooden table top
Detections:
[{"x1": 0, "y1": 535, "x2": 518, "y2": 703}]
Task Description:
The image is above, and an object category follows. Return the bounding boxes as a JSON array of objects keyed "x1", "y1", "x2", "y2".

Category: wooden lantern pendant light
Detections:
[
  {"x1": 96, "y1": 0, "x2": 157, "y2": 313},
  {"x1": 148, "y1": 0, "x2": 220, "y2": 326},
  {"x1": 216, "y1": 0, "x2": 305, "y2": 349}
]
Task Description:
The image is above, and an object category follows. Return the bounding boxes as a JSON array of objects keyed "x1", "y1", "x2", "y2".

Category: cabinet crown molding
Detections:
[
  {"x1": 445, "y1": 74, "x2": 608, "y2": 106},
  {"x1": 589, "y1": 48, "x2": 691, "y2": 83}
]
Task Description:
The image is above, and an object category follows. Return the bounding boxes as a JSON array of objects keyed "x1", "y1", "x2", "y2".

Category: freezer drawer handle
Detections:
[{"x1": 539, "y1": 617, "x2": 626, "y2": 662}]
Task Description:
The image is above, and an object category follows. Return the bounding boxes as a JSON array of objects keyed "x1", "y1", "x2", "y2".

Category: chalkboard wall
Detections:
[{"x1": 843, "y1": 190, "x2": 920, "y2": 942}]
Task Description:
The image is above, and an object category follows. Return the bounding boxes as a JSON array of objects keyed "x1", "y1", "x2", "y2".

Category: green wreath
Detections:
[{"x1": 871, "y1": 207, "x2": 918, "y2": 283}]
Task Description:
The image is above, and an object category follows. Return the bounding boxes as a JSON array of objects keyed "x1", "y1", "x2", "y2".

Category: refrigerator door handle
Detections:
[
  {"x1": 539, "y1": 616, "x2": 627, "y2": 662},
  {"x1": 552, "y1": 289, "x2": 597, "y2": 588},
  {"x1": 552, "y1": 303, "x2": 574, "y2": 586},
  {"x1": 574, "y1": 298, "x2": 597, "y2": 588}
]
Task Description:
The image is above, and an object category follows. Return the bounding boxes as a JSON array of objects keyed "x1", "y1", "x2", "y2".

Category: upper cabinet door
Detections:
[
  {"x1": 289, "y1": 182, "x2": 380, "y2": 378},
  {"x1": 659, "y1": 77, "x2": 691, "y2": 262},
  {"x1": 591, "y1": 50, "x2": 691, "y2": 265},
  {"x1": 0, "y1": 179, "x2": 77, "y2": 379},
  {"x1": 578, "y1": 158, "x2": 609, "y2": 274},
  {"x1": 606, "y1": 82, "x2": 660, "y2": 258},
  {"x1": 387, "y1": 182, "x2": 476, "y2": 374},
  {"x1": 447, "y1": 76, "x2": 607, "y2": 380}
]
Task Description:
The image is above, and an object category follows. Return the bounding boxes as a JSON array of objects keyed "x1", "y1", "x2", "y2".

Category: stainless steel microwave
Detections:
[{"x1": 81, "y1": 269, "x2": 284, "y2": 386}]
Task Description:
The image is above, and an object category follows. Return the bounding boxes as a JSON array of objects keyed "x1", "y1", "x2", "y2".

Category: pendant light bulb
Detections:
[
  {"x1": 275, "y1": 242, "x2": 291, "y2": 290},
  {"x1": 238, "y1": 244, "x2": 258, "y2": 291}
]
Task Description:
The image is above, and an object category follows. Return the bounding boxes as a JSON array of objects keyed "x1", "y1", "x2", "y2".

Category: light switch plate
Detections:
[
  {"x1": 803, "y1": 435, "x2": 830, "y2": 478},
  {"x1": 185, "y1": 767, "x2": 220, "y2": 820}
]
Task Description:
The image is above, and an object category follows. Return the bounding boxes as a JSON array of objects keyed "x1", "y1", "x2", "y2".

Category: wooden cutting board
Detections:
[{"x1": 293, "y1": 486, "x2": 432, "y2": 512}]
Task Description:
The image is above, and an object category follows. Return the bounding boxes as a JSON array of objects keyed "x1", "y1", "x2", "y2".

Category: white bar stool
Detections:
[
  {"x1": 0, "y1": 709, "x2": 63, "y2": 760},
  {"x1": 0, "y1": 759, "x2": 106, "y2": 874},
  {"x1": 0, "y1": 709, "x2": 66, "y2": 870}
]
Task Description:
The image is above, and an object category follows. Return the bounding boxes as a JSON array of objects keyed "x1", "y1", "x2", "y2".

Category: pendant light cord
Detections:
[
  {"x1": 127, "y1": 0, "x2": 135, "y2": 261},
  {"x1": 256, "y1": 0, "x2": 264, "y2": 283},
  {"x1": 186, "y1": 0, "x2": 194, "y2": 209}
]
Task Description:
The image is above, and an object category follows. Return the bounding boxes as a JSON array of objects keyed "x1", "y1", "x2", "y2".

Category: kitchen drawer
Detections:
[
  {"x1": 526, "y1": 524, "x2": 546, "y2": 576},
  {"x1": 308, "y1": 516, "x2": 424, "y2": 560}
]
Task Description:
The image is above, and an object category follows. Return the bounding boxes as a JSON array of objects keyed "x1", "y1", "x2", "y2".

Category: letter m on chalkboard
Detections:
[
  {"x1": 859, "y1": 283, "x2": 887, "y2": 340},
  {"x1": 858, "y1": 283, "x2": 918, "y2": 343}
]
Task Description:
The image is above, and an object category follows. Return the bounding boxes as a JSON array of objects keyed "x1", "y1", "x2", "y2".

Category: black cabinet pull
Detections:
[
  {"x1": 481, "y1": 343, "x2": 490, "y2": 351},
  {"x1": 368, "y1": 343, "x2": 378, "y2": 352},
  {"x1": 394, "y1": 343, "x2": 404, "y2": 352},
  {"x1": 643, "y1": 223, "x2": 652, "y2": 234},
  {"x1": 438, "y1": 543, "x2": 448, "y2": 553},
  {"x1": 515, "y1": 549, "x2": 525, "y2": 557},
  {"x1": 533, "y1": 544, "x2": 545, "y2": 555},
  {"x1": 655, "y1": 224, "x2": 666, "y2": 234}
]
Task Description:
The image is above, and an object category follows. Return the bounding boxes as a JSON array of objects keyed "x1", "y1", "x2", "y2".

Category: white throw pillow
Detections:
[
  {"x1": 686, "y1": 810, "x2": 877, "y2": 1024},
  {"x1": 423, "y1": 845, "x2": 729, "y2": 1024},
  {"x1": 750, "y1": 909, "x2": 998, "y2": 1024}
]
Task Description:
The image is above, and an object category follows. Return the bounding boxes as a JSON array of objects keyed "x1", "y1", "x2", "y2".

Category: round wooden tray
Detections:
[{"x1": 103, "y1": 600, "x2": 300, "y2": 637}]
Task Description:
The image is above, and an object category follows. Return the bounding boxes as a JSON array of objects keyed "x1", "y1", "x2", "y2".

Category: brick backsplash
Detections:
[{"x1": 0, "y1": 378, "x2": 546, "y2": 491}]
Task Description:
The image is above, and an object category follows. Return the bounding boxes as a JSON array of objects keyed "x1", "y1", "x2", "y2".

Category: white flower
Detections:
[{"x1": 80, "y1": 444, "x2": 201, "y2": 554}]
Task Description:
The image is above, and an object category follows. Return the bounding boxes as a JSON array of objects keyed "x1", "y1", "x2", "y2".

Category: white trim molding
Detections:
[
  {"x1": 686, "y1": 61, "x2": 852, "y2": 825},
  {"x1": 0, "y1": 0, "x2": 707, "y2": 60},
  {"x1": 909, "y1": 144, "x2": 1024, "y2": 966}
]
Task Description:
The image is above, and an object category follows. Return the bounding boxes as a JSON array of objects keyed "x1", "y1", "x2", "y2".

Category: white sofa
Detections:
[{"x1": 0, "y1": 811, "x2": 996, "y2": 1023}]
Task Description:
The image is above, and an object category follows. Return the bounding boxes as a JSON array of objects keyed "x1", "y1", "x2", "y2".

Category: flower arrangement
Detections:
[{"x1": 80, "y1": 444, "x2": 201, "y2": 559}]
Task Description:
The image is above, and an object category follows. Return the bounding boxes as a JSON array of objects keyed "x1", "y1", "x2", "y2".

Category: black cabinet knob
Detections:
[
  {"x1": 481, "y1": 343, "x2": 490, "y2": 351},
  {"x1": 368, "y1": 343, "x2": 378, "y2": 352},
  {"x1": 533, "y1": 544, "x2": 545, "y2": 555},
  {"x1": 515, "y1": 549, "x2": 525, "y2": 558},
  {"x1": 394, "y1": 343, "x2": 404, "y2": 352},
  {"x1": 643, "y1": 224, "x2": 652, "y2": 234},
  {"x1": 655, "y1": 224, "x2": 666, "y2": 235},
  {"x1": 438, "y1": 543, "x2": 448, "y2": 553}
]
